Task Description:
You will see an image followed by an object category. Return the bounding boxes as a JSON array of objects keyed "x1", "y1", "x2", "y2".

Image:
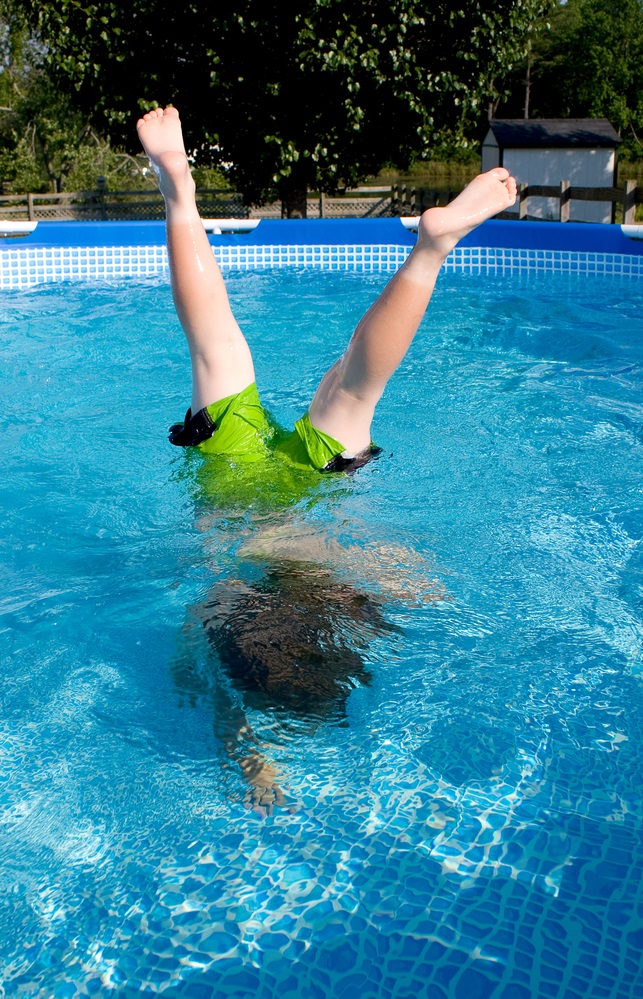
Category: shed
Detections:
[{"x1": 482, "y1": 119, "x2": 621, "y2": 223}]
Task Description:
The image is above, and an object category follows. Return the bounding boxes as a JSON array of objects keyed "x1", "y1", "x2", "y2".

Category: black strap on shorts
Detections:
[
  {"x1": 322, "y1": 444, "x2": 383, "y2": 474},
  {"x1": 168, "y1": 406, "x2": 218, "y2": 447}
]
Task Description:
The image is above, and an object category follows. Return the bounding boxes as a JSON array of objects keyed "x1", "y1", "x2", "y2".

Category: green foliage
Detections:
[
  {"x1": 190, "y1": 164, "x2": 231, "y2": 190},
  {"x1": 9, "y1": 0, "x2": 550, "y2": 208},
  {"x1": 0, "y1": 7, "x2": 147, "y2": 192},
  {"x1": 502, "y1": 0, "x2": 643, "y2": 159},
  {"x1": 63, "y1": 141, "x2": 149, "y2": 191},
  {"x1": 0, "y1": 131, "x2": 46, "y2": 192}
]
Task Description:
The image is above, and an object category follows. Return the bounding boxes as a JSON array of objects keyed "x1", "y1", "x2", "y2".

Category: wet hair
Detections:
[{"x1": 201, "y1": 562, "x2": 399, "y2": 720}]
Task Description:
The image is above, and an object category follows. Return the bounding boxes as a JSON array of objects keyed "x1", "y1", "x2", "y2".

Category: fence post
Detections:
[
  {"x1": 319, "y1": 192, "x2": 326, "y2": 219},
  {"x1": 623, "y1": 179, "x2": 637, "y2": 225},
  {"x1": 391, "y1": 184, "x2": 399, "y2": 216},
  {"x1": 27, "y1": 193, "x2": 34, "y2": 221},
  {"x1": 518, "y1": 182, "x2": 528, "y2": 219},
  {"x1": 559, "y1": 180, "x2": 571, "y2": 222},
  {"x1": 97, "y1": 177, "x2": 107, "y2": 220}
]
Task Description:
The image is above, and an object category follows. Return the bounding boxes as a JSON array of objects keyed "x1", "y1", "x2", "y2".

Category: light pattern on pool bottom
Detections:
[{"x1": 1, "y1": 270, "x2": 643, "y2": 999}]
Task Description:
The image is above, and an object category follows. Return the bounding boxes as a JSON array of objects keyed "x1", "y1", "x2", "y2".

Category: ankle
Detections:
[{"x1": 152, "y1": 152, "x2": 194, "y2": 201}]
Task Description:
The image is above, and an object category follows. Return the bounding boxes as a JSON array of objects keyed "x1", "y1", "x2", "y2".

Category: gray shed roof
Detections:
[{"x1": 485, "y1": 119, "x2": 621, "y2": 148}]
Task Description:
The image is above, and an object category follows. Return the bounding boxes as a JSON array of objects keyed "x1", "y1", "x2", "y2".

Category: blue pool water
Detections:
[{"x1": 1, "y1": 268, "x2": 643, "y2": 999}]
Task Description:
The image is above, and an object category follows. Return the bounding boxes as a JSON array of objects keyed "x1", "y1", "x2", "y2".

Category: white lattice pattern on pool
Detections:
[{"x1": 1, "y1": 243, "x2": 642, "y2": 289}]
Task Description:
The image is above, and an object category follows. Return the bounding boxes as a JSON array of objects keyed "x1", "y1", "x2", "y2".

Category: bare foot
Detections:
[
  {"x1": 136, "y1": 106, "x2": 193, "y2": 201},
  {"x1": 417, "y1": 168, "x2": 518, "y2": 257}
]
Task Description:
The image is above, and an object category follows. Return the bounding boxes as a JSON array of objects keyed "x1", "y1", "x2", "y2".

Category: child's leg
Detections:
[
  {"x1": 309, "y1": 169, "x2": 517, "y2": 455},
  {"x1": 136, "y1": 107, "x2": 254, "y2": 414}
]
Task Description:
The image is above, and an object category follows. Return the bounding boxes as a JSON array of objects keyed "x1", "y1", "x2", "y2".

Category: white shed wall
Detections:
[
  {"x1": 502, "y1": 148, "x2": 615, "y2": 222},
  {"x1": 481, "y1": 142, "x2": 501, "y2": 172}
]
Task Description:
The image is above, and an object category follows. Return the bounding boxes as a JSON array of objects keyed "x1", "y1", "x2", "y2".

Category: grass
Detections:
[
  {"x1": 370, "y1": 160, "x2": 479, "y2": 191},
  {"x1": 618, "y1": 160, "x2": 643, "y2": 183}
]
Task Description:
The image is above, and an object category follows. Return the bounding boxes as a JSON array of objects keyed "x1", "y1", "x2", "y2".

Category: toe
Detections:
[{"x1": 489, "y1": 167, "x2": 510, "y2": 181}]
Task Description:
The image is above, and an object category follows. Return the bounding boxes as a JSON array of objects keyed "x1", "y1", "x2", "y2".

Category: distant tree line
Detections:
[
  {"x1": 501, "y1": 0, "x2": 643, "y2": 157},
  {"x1": 0, "y1": 0, "x2": 641, "y2": 211}
]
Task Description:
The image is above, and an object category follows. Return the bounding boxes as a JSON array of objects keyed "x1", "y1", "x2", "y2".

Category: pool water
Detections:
[{"x1": 1, "y1": 268, "x2": 643, "y2": 999}]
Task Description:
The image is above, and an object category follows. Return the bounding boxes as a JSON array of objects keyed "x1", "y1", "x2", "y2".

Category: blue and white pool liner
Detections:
[{"x1": 0, "y1": 219, "x2": 641, "y2": 289}]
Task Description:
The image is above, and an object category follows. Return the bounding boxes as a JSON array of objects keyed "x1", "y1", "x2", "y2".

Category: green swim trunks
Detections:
[{"x1": 168, "y1": 382, "x2": 379, "y2": 473}]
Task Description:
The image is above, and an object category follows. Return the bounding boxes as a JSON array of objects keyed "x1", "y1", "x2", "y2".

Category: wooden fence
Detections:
[
  {"x1": 0, "y1": 188, "x2": 248, "y2": 221},
  {"x1": 0, "y1": 184, "x2": 434, "y2": 220},
  {"x1": 506, "y1": 180, "x2": 641, "y2": 223},
  {"x1": 0, "y1": 181, "x2": 640, "y2": 222},
  {"x1": 0, "y1": 186, "x2": 396, "y2": 221}
]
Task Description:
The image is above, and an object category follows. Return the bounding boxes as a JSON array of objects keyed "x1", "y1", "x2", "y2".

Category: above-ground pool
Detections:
[{"x1": 1, "y1": 220, "x2": 643, "y2": 999}]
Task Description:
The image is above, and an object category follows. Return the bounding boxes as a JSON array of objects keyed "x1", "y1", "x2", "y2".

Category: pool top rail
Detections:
[{"x1": 1, "y1": 216, "x2": 643, "y2": 251}]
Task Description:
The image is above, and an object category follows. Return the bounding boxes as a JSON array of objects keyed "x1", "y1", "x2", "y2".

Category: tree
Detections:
[
  {"x1": 500, "y1": 0, "x2": 643, "y2": 159},
  {"x1": 13, "y1": 0, "x2": 550, "y2": 214},
  {"x1": 0, "y1": 8, "x2": 150, "y2": 193}
]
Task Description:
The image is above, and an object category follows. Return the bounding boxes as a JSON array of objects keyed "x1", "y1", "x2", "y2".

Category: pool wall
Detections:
[{"x1": 1, "y1": 218, "x2": 642, "y2": 289}]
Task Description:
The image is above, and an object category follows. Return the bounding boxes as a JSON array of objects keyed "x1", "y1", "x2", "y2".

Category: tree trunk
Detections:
[
  {"x1": 279, "y1": 162, "x2": 309, "y2": 218},
  {"x1": 281, "y1": 184, "x2": 307, "y2": 218},
  {"x1": 523, "y1": 56, "x2": 531, "y2": 119},
  {"x1": 39, "y1": 135, "x2": 61, "y2": 192}
]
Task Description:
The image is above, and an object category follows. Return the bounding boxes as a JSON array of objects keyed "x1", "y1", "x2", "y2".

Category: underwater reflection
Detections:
[
  {"x1": 172, "y1": 559, "x2": 403, "y2": 813},
  {"x1": 172, "y1": 520, "x2": 445, "y2": 812},
  {"x1": 204, "y1": 562, "x2": 399, "y2": 716}
]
